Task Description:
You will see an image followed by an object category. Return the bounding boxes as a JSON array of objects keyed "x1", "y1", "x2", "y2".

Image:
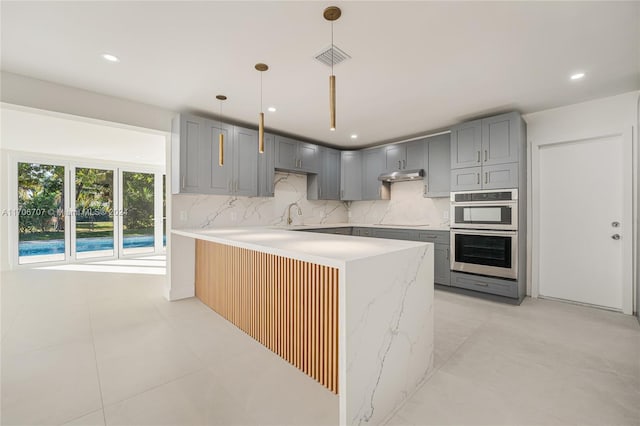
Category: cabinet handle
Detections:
[
  {"x1": 477, "y1": 151, "x2": 480, "y2": 163},
  {"x1": 423, "y1": 184, "x2": 427, "y2": 195},
  {"x1": 403, "y1": 159, "x2": 406, "y2": 169},
  {"x1": 484, "y1": 150, "x2": 488, "y2": 162},
  {"x1": 484, "y1": 172, "x2": 488, "y2": 184},
  {"x1": 398, "y1": 160, "x2": 401, "y2": 169},
  {"x1": 475, "y1": 282, "x2": 489, "y2": 287},
  {"x1": 477, "y1": 173, "x2": 480, "y2": 184}
]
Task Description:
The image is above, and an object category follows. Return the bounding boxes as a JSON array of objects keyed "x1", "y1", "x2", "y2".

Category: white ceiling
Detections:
[
  {"x1": 1, "y1": 1, "x2": 639, "y2": 148},
  {"x1": 1, "y1": 106, "x2": 166, "y2": 166}
]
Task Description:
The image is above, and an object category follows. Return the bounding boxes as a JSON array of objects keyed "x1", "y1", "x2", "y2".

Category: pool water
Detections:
[{"x1": 19, "y1": 235, "x2": 166, "y2": 256}]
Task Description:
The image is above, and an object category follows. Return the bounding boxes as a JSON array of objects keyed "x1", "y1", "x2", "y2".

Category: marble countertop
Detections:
[
  {"x1": 282, "y1": 223, "x2": 450, "y2": 232},
  {"x1": 172, "y1": 227, "x2": 429, "y2": 267}
]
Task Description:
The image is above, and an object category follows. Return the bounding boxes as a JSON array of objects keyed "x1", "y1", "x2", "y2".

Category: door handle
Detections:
[
  {"x1": 484, "y1": 150, "x2": 487, "y2": 162},
  {"x1": 612, "y1": 234, "x2": 621, "y2": 240}
]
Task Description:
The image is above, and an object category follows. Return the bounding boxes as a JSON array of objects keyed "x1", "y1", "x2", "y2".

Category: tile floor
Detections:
[{"x1": 1, "y1": 259, "x2": 639, "y2": 426}]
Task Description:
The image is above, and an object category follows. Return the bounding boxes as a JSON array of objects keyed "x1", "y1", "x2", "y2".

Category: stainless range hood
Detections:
[{"x1": 378, "y1": 169, "x2": 424, "y2": 182}]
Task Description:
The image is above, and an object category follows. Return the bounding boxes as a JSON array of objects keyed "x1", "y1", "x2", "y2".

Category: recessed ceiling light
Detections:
[
  {"x1": 102, "y1": 53, "x2": 120, "y2": 63},
  {"x1": 570, "y1": 72, "x2": 585, "y2": 80},
  {"x1": 267, "y1": 107, "x2": 276, "y2": 112},
  {"x1": 350, "y1": 134, "x2": 358, "y2": 139}
]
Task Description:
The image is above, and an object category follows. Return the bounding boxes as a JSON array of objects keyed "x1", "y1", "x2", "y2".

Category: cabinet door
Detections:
[
  {"x1": 482, "y1": 163, "x2": 518, "y2": 190},
  {"x1": 450, "y1": 166, "x2": 482, "y2": 191},
  {"x1": 425, "y1": 134, "x2": 450, "y2": 198},
  {"x1": 340, "y1": 151, "x2": 362, "y2": 200},
  {"x1": 298, "y1": 143, "x2": 319, "y2": 173},
  {"x1": 258, "y1": 133, "x2": 275, "y2": 197},
  {"x1": 178, "y1": 115, "x2": 205, "y2": 193},
  {"x1": 233, "y1": 126, "x2": 258, "y2": 197},
  {"x1": 384, "y1": 144, "x2": 405, "y2": 171},
  {"x1": 274, "y1": 136, "x2": 298, "y2": 170},
  {"x1": 405, "y1": 139, "x2": 426, "y2": 170},
  {"x1": 362, "y1": 148, "x2": 389, "y2": 200},
  {"x1": 203, "y1": 120, "x2": 233, "y2": 194},
  {"x1": 481, "y1": 112, "x2": 520, "y2": 166},
  {"x1": 451, "y1": 119, "x2": 482, "y2": 169},
  {"x1": 434, "y1": 244, "x2": 451, "y2": 286},
  {"x1": 321, "y1": 147, "x2": 341, "y2": 200}
]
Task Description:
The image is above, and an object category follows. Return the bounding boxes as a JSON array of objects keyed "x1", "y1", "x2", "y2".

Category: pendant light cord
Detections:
[
  {"x1": 331, "y1": 21, "x2": 334, "y2": 75},
  {"x1": 260, "y1": 72, "x2": 263, "y2": 113}
]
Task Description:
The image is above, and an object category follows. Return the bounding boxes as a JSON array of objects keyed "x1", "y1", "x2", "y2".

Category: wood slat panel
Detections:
[{"x1": 195, "y1": 240, "x2": 339, "y2": 394}]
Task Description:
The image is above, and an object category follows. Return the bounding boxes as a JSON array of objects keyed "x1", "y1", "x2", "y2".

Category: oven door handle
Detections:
[{"x1": 451, "y1": 229, "x2": 517, "y2": 237}]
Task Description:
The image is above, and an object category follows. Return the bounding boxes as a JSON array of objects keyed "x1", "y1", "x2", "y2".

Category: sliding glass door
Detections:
[
  {"x1": 121, "y1": 171, "x2": 155, "y2": 256},
  {"x1": 73, "y1": 167, "x2": 116, "y2": 259},
  {"x1": 17, "y1": 162, "x2": 67, "y2": 264}
]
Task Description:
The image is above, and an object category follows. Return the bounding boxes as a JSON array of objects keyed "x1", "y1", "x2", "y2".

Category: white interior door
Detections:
[{"x1": 538, "y1": 135, "x2": 625, "y2": 310}]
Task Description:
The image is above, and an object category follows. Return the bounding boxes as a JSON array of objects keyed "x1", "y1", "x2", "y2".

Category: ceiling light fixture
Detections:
[
  {"x1": 102, "y1": 53, "x2": 119, "y2": 62},
  {"x1": 216, "y1": 95, "x2": 227, "y2": 166},
  {"x1": 268, "y1": 107, "x2": 277, "y2": 112},
  {"x1": 350, "y1": 134, "x2": 358, "y2": 139},
  {"x1": 570, "y1": 72, "x2": 585, "y2": 80},
  {"x1": 255, "y1": 63, "x2": 269, "y2": 153},
  {"x1": 324, "y1": 6, "x2": 341, "y2": 131}
]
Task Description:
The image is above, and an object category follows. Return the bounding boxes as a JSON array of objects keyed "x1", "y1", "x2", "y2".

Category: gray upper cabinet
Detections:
[
  {"x1": 171, "y1": 114, "x2": 259, "y2": 196},
  {"x1": 308, "y1": 146, "x2": 340, "y2": 200},
  {"x1": 258, "y1": 133, "x2": 275, "y2": 197},
  {"x1": 173, "y1": 114, "x2": 205, "y2": 194},
  {"x1": 481, "y1": 112, "x2": 520, "y2": 166},
  {"x1": 424, "y1": 133, "x2": 451, "y2": 198},
  {"x1": 233, "y1": 126, "x2": 258, "y2": 197},
  {"x1": 450, "y1": 112, "x2": 523, "y2": 191},
  {"x1": 205, "y1": 121, "x2": 234, "y2": 194},
  {"x1": 340, "y1": 151, "x2": 362, "y2": 201},
  {"x1": 362, "y1": 148, "x2": 390, "y2": 200},
  {"x1": 450, "y1": 119, "x2": 482, "y2": 169},
  {"x1": 274, "y1": 136, "x2": 319, "y2": 174},
  {"x1": 383, "y1": 140, "x2": 426, "y2": 171}
]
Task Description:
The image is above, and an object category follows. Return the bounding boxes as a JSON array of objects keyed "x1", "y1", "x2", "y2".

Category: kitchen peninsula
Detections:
[{"x1": 170, "y1": 227, "x2": 434, "y2": 425}]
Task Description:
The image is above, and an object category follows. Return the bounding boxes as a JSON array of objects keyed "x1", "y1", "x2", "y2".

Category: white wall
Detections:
[
  {"x1": 1, "y1": 72, "x2": 173, "y2": 133},
  {"x1": 524, "y1": 91, "x2": 640, "y2": 314},
  {"x1": 172, "y1": 172, "x2": 347, "y2": 229},
  {"x1": 348, "y1": 180, "x2": 450, "y2": 227}
]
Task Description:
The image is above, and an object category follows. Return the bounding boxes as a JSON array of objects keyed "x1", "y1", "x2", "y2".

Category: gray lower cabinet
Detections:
[
  {"x1": 450, "y1": 271, "x2": 518, "y2": 298},
  {"x1": 258, "y1": 133, "x2": 275, "y2": 197},
  {"x1": 362, "y1": 148, "x2": 390, "y2": 200},
  {"x1": 434, "y1": 245, "x2": 451, "y2": 286},
  {"x1": 340, "y1": 151, "x2": 362, "y2": 200},
  {"x1": 308, "y1": 146, "x2": 340, "y2": 200},
  {"x1": 274, "y1": 136, "x2": 319, "y2": 174},
  {"x1": 424, "y1": 133, "x2": 451, "y2": 198}
]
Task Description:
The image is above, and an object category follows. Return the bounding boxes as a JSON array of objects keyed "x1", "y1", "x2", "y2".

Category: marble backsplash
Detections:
[
  {"x1": 347, "y1": 180, "x2": 451, "y2": 227},
  {"x1": 172, "y1": 173, "x2": 450, "y2": 230},
  {"x1": 172, "y1": 172, "x2": 348, "y2": 229}
]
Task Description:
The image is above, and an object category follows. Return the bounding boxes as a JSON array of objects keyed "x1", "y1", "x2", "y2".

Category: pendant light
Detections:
[
  {"x1": 255, "y1": 63, "x2": 269, "y2": 153},
  {"x1": 324, "y1": 6, "x2": 341, "y2": 131},
  {"x1": 216, "y1": 95, "x2": 227, "y2": 166}
]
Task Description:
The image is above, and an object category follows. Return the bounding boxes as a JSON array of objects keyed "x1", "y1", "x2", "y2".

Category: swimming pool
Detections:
[{"x1": 18, "y1": 235, "x2": 166, "y2": 256}]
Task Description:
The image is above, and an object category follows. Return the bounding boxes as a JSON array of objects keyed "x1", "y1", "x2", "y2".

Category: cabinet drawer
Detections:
[
  {"x1": 416, "y1": 231, "x2": 449, "y2": 245},
  {"x1": 450, "y1": 271, "x2": 517, "y2": 298}
]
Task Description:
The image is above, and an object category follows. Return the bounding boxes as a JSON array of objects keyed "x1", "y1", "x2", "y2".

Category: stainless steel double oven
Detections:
[{"x1": 450, "y1": 189, "x2": 518, "y2": 280}]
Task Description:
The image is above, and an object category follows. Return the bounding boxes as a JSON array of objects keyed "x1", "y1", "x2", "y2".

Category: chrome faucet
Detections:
[{"x1": 287, "y1": 202, "x2": 302, "y2": 225}]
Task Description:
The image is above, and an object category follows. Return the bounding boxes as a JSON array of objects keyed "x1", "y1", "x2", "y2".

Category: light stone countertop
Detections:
[
  {"x1": 172, "y1": 226, "x2": 430, "y2": 267},
  {"x1": 283, "y1": 222, "x2": 450, "y2": 232}
]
